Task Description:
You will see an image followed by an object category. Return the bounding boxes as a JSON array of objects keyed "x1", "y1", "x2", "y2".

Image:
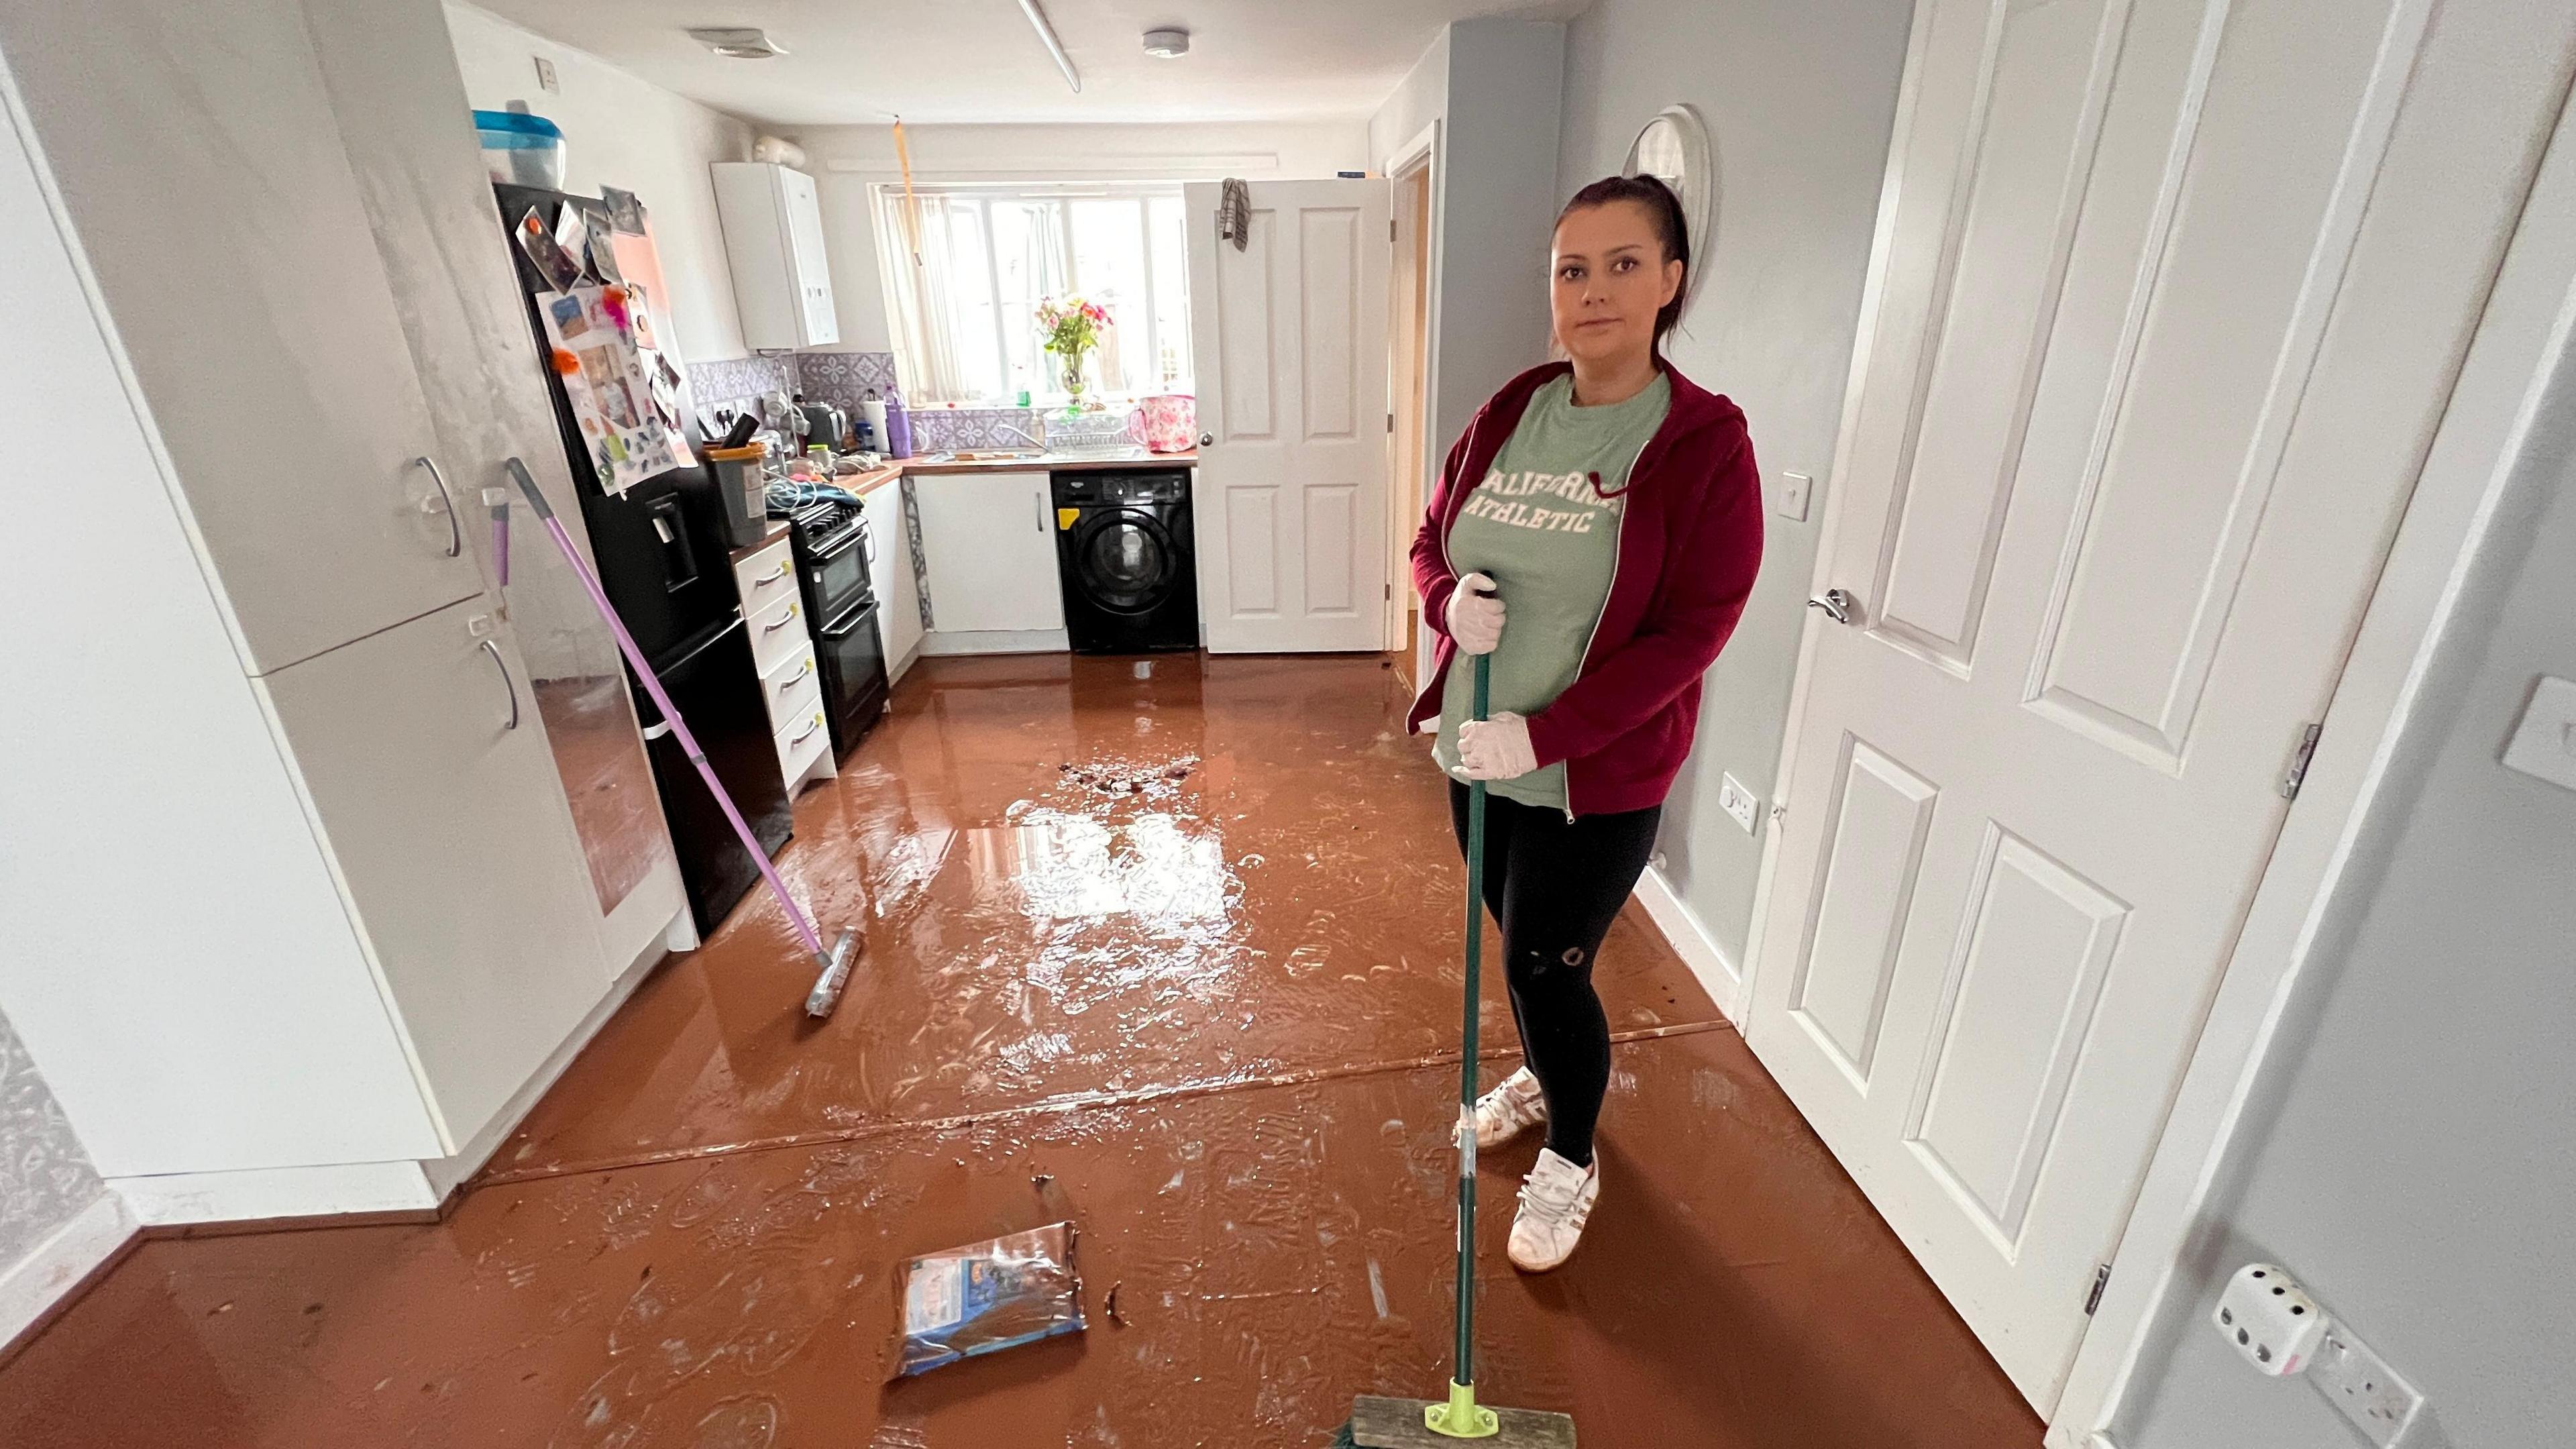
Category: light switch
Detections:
[
  {"x1": 2502, "y1": 675, "x2": 2576, "y2": 793},
  {"x1": 1776, "y1": 471, "x2": 1812, "y2": 522}
]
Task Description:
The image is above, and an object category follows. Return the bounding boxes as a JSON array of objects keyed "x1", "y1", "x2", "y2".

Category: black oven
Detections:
[{"x1": 790, "y1": 500, "x2": 892, "y2": 756}]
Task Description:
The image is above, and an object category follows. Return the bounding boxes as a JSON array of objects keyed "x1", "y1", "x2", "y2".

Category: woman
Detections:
[{"x1": 1409, "y1": 174, "x2": 1764, "y2": 1272}]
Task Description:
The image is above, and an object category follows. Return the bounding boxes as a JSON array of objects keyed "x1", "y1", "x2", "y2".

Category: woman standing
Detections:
[{"x1": 1409, "y1": 174, "x2": 1764, "y2": 1272}]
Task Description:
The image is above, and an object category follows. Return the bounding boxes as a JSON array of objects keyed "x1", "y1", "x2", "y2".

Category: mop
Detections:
[
  {"x1": 504, "y1": 459, "x2": 861, "y2": 1016},
  {"x1": 1332, "y1": 652, "x2": 1577, "y2": 1448}
]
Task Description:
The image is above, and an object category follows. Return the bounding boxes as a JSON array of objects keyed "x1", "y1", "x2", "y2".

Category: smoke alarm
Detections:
[
  {"x1": 1142, "y1": 26, "x2": 1190, "y2": 58},
  {"x1": 686, "y1": 27, "x2": 787, "y2": 59}
]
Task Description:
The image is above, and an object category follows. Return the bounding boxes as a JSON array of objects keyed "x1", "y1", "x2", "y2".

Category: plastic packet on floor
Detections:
[{"x1": 892, "y1": 1221, "x2": 1086, "y2": 1378}]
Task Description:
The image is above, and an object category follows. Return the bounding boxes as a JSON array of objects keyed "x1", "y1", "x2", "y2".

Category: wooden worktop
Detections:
[{"x1": 898, "y1": 449, "x2": 1197, "y2": 476}]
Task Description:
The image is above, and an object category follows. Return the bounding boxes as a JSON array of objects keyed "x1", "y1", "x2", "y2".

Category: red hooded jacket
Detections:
[{"x1": 1407, "y1": 360, "x2": 1764, "y2": 816}]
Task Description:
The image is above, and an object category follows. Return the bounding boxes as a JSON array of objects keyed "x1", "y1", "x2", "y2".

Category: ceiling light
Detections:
[
  {"x1": 1142, "y1": 26, "x2": 1191, "y2": 59},
  {"x1": 686, "y1": 27, "x2": 786, "y2": 59}
]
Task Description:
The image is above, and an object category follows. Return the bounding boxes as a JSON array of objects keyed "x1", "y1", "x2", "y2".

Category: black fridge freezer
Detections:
[{"x1": 494, "y1": 182, "x2": 791, "y2": 938}]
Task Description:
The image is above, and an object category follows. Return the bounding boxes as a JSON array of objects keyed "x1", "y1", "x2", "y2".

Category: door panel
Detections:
[
  {"x1": 1750, "y1": 0, "x2": 2571, "y2": 1411},
  {"x1": 1185, "y1": 180, "x2": 1392, "y2": 652},
  {"x1": 261, "y1": 600, "x2": 609, "y2": 1152}
]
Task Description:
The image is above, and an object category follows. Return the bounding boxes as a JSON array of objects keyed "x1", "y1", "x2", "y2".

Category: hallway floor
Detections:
[{"x1": 0, "y1": 654, "x2": 2040, "y2": 1447}]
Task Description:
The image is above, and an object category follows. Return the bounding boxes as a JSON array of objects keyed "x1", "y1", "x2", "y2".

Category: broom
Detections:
[
  {"x1": 504, "y1": 459, "x2": 861, "y2": 1016},
  {"x1": 1331, "y1": 649, "x2": 1576, "y2": 1447}
]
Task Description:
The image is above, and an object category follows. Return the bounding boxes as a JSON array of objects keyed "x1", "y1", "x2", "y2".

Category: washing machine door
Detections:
[{"x1": 1071, "y1": 508, "x2": 1180, "y2": 614}]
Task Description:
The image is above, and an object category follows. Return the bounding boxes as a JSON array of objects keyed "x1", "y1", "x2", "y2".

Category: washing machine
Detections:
[{"x1": 1053, "y1": 468, "x2": 1199, "y2": 653}]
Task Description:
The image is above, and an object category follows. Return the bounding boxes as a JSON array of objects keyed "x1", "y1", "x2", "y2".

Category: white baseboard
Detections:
[
  {"x1": 1631, "y1": 863, "x2": 1743, "y2": 1024},
  {"x1": 113, "y1": 1159, "x2": 440, "y2": 1227},
  {"x1": 0, "y1": 1191, "x2": 135, "y2": 1348},
  {"x1": 919, "y1": 628, "x2": 1071, "y2": 656}
]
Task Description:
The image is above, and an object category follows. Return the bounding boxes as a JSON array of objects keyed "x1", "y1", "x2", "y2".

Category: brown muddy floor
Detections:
[{"x1": 0, "y1": 654, "x2": 2041, "y2": 1448}]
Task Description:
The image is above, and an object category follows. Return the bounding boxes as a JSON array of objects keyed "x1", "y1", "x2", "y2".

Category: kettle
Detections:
[{"x1": 796, "y1": 398, "x2": 850, "y2": 451}]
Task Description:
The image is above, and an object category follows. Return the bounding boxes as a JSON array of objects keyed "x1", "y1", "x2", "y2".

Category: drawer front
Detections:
[
  {"x1": 748, "y1": 593, "x2": 808, "y2": 675},
  {"x1": 760, "y1": 645, "x2": 820, "y2": 732},
  {"x1": 733, "y1": 537, "x2": 796, "y2": 611},
  {"x1": 774, "y1": 702, "x2": 830, "y2": 782}
]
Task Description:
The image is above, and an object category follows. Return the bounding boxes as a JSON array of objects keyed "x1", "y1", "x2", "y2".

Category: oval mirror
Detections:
[{"x1": 1623, "y1": 104, "x2": 1713, "y2": 309}]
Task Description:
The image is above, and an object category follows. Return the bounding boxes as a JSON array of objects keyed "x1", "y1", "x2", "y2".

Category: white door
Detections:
[
  {"x1": 1184, "y1": 179, "x2": 1393, "y2": 653},
  {"x1": 262, "y1": 599, "x2": 609, "y2": 1152},
  {"x1": 913, "y1": 471, "x2": 1067, "y2": 636},
  {"x1": 1749, "y1": 0, "x2": 2566, "y2": 1411}
]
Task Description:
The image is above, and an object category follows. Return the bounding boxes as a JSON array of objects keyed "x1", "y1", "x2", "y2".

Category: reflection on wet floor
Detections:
[{"x1": 0, "y1": 653, "x2": 2042, "y2": 1447}]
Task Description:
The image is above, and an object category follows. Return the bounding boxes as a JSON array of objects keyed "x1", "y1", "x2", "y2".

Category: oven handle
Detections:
[
  {"x1": 812, "y1": 518, "x2": 869, "y2": 562},
  {"x1": 819, "y1": 599, "x2": 879, "y2": 639}
]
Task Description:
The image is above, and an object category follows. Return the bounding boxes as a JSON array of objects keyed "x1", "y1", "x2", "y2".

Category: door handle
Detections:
[
  {"x1": 415, "y1": 456, "x2": 462, "y2": 557},
  {"x1": 1198, "y1": 431, "x2": 1214, "y2": 447},
  {"x1": 479, "y1": 638, "x2": 519, "y2": 729},
  {"x1": 641, "y1": 720, "x2": 674, "y2": 741},
  {"x1": 1807, "y1": 588, "x2": 1858, "y2": 625},
  {"x1": 1035, "y1": 491, "x2": 1047, "y2": 535}
]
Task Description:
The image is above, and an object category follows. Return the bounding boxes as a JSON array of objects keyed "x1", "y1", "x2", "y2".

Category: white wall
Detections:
[
  {"x1": 786, "y1": 119, "x2": 1372, "y2": 356},
  {"x1": 1556, "y1": 0, "x2": 1915, "y2": 972},
  {"x1": 1368, "y1": 30, "x2": 1449, "y2": 173},
  {"x1": 2111, "y1": 292, "x2": 2576, "y2": 1449},
  {"x1": 441, "y1": 2, "x2": 752, "y2": 362}
]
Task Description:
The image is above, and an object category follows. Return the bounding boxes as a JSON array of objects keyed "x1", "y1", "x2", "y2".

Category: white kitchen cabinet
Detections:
[
  {"x1": 914, "y1": 471, "x2": 1069, "y2": 637},
  {"x1": 0, "y1": 0, "x2": 482, "y2": 674},
  {"x1": 258, "y1": 600, "x2": 608, "y2": 1151},
  {"x1": 865, "y1": 481, "x2": 925, "y2": 678},
  {"x1": 712, "y1": 162, "x2": 839, "y2": 350}
]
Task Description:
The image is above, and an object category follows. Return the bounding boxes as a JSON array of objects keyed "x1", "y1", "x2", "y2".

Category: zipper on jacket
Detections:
[{"x1": 1560, "y1": 433, "x2": 1655, "y2": 820}]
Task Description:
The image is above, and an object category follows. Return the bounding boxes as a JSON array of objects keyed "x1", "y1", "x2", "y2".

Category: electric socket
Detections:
[
  {"x1": 1718, "y1": 773, "x2": 1760, "y2": 833},
  {"x1": 2212, "y1": 1263, "x2": 2328, "y2": 1375},
  {"x1": 2310, "y1": 1324, "x2": 2424, "y2": 1446}
]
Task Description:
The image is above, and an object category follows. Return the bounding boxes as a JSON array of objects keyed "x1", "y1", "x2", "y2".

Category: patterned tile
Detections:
[
  {"x1": 0, "y1": 1008, "x2": 106, "y2": 1266},
  {"x1": 794, "y1": 351, "x2": 900, "y2": 412},
  {"x1": 685, "y1": 354, "x2": 797, "y2": 415}
]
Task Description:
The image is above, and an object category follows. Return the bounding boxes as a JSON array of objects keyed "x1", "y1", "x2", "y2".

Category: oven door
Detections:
[
  {"x1": 804, "y1": 513, "x2": 873, "y2": 623},
  {"x1": 812, "y1": 597, "x2": 890, "y2": 755}
]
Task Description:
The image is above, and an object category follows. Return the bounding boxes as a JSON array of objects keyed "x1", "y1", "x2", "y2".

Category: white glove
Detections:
[
  {"x1": 1446, "y1": 573, "x2": 1505, "y2": 655},
  {"x1": 1454, "y1": 712, "x2": 1539, "y2": 781}
]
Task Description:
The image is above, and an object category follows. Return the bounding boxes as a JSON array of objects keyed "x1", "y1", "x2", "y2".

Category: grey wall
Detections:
[
  {"x1": 1558, "y1": 0, "x2": 1915, "y2": 966},
  {"x1": 0, "y1": 1008, "x2": 107, "y2": 1274},
  {"x1": 2116, "y1": 339, "x2": 2576, "y2": 1446}
]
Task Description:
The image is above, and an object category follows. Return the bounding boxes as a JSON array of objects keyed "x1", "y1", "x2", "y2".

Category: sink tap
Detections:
[{"x1": 994, "y1": 423, "x2": 1046, "y2": 451}]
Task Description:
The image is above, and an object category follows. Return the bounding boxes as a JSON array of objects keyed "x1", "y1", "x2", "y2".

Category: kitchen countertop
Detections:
[
  {"x1": 898, "y1": 449, "x2": 1197, "y2": 476},
  {"x1": 728, "y1": 518, "x2": 792, "y2": 561}
]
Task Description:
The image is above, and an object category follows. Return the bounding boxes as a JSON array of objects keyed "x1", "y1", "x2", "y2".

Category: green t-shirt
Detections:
[{"x1": 1434, "y1": 373, "x2": 1671, "y2": 810}]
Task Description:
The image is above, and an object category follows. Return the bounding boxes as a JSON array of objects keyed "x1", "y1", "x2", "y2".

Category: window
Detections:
[{"x1": 875, "y1": 184, "x2": 1194, "y2": 406}]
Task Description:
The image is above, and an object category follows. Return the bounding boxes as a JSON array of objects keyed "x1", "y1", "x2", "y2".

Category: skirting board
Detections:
[
  {"x1": 0, "y1": 1192, "x2": 136, "y2": 1354},
  {"x1": 1631, "y1": 864, "x2": 1743, "y2": 1024},
  {"x1": 918, "y1": 628, "x2": 1071, "y2": 656}
]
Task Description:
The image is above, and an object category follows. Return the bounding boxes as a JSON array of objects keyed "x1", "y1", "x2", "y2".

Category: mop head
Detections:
[
  {"x1": 802, "y1": 928, "x2": 863, "y2": 1018},
  {"x1": 1332, "y1": 1394, "x2": 1576, "y2": 1447}
]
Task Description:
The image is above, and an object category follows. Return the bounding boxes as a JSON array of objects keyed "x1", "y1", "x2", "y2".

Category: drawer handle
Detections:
[
  {"x1": 479, "y1": 638, "x2": 519, "y2": 730},
  {"x1": 753, "y1": 568, "x2": 788, "y2": 589},
  {"x1": 417, "y1": 456, "x2": 462, "y2": 557},
  {"x1": 790, "y1": 716, "x2": 824, "y2": 745},
  {"x1": 641, "y1": 720, "x2": 674, "y2": 741},
  {"x1": 763, "y1": 610, "x2": 797, "y2": 633},
  {"x1": 777, "y1": 659, "x2": 814, "y2": 691}
]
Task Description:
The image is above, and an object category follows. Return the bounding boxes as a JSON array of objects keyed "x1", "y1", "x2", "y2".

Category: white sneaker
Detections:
[
  {"x1": 1507, "y1": 1148, "x2": 1601, "y2": 1273},
  {"x1": 1472, "y1": 1067, "x2": 1548, "y2": 1150}
]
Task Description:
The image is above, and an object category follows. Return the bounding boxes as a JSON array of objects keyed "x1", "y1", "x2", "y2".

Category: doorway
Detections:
[{"x1": 1387, "y1": 125, "x2": 1438, "y2": 684}]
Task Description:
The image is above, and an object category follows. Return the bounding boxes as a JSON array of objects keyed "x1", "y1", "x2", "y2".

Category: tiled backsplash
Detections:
[
  {"x1": 794, "y1": 351, "x2": 900, "y2": 413},
  {"x1": 907, "y1": 407, "x2": 1046, "y2": 451},
  {"x1": 684, "y1": 354, "x2": 797, "y2": 416},
  {"x1": 686, "y1": 350, "x2": 1144, "y2": 457}
]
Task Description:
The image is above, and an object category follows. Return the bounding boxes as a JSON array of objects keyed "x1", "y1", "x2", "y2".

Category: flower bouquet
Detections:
[{"x1": 1036, "y1": 294, "x2": 1111, "y2": 409}]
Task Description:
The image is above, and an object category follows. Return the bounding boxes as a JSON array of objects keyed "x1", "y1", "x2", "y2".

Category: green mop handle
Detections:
[{"x1": 1454, "y1": 650, "x2": 1491, "y2": 1392}]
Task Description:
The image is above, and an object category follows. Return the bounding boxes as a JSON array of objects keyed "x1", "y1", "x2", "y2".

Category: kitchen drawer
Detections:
[
  {"x1": 774, "y1": 701, "x2": 830, "y2": 784},
  {"x1": 748, "y1": 592, "x2": 808, "y2": 676},
  {"x1": 733, "y1": 536, "x2": 797, "y2": 612},
  {"x1": 759, "y1": 644, "x2": 820, "y2": 732}
]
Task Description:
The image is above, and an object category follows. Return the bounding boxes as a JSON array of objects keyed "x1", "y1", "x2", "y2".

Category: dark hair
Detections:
[{"x1": 1556, "y1": 173, "x2": 1690, "y2": 354}]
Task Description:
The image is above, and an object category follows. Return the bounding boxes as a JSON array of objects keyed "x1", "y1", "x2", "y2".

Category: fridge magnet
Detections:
[
  {"x1": 553, "y1": 203, "x2": 595, "y2": 284},
  {"x1": 515, "y1": 207, "x2": 584, "y2": 292}
]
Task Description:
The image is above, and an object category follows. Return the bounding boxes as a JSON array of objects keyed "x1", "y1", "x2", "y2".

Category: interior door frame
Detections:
[
  {"x1": 1385, "y1": 121, "x2": 1442, "y2": 667},
  {"x1": 1739, "y1": 7, "x2": 2576, "y2": 1439}
]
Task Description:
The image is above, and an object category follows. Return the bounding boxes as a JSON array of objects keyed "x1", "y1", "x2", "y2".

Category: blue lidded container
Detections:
[{"x1": 472, "y1": 108, "x2": 565, "y2": 189}]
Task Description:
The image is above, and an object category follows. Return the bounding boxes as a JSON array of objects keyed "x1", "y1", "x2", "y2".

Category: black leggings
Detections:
[{"x1": 1447, "y1": 782, "x2": 1661, "y2": 1168}]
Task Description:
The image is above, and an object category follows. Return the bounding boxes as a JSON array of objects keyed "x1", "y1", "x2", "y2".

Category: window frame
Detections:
[{"x1": 876, "y1": 180, "x2": 1191, "y2": 407}]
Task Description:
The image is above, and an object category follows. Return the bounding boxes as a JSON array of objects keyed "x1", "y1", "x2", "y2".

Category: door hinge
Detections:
[
  {"x1": 1384, "y1": 583, "x2": 1392, "y2": 600},
  {"x1": 1390, "y1": 217, "x2": 1397, "y2": 243},
  {"x1": 2085, "y1": 1263, "x2": 2112, "y2": 1317},
  {"x1": 2279, "y1": 722, "x2": 2323, "y2": 800},
  {"x1": 1387, "y1": 411, "x2": 1395, "y2": 433}
]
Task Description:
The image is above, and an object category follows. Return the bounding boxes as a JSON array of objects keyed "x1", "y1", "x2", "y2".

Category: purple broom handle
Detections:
[{"x1": 506, "y1": 459, "x2": 830, "y2": 964}]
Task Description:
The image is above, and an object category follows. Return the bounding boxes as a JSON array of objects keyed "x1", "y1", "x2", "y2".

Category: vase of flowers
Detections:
[{"x1": 1036, "y1": 294, "x2": 1110, "y2": 409}]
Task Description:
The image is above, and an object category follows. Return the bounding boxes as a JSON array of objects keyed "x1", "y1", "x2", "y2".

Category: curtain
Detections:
[{"x1": 871, "y1": 185, "x2": 969, "y2": 403}]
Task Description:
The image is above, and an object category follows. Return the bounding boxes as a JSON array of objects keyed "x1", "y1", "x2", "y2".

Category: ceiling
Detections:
[{"x1": 466, "y1": 0, "x2": 1584, "y2": 127}]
